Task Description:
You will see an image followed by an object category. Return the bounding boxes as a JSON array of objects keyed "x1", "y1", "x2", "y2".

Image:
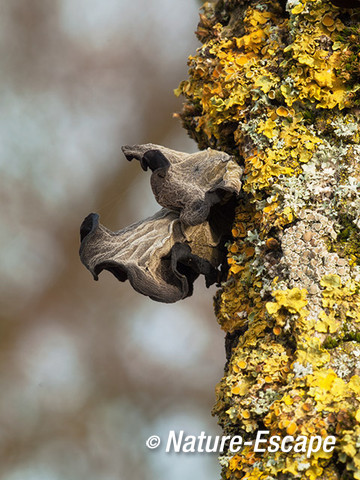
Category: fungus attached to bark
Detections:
[
  {"x1": 79, "y1": 144, "x2": 243, "y2": 302},
  {"x1": 80, "y1": 209, "x2": 225, "y2": 303},
  {"x1": 122, "y1": 144, "x2": 243, "y2": 226}
]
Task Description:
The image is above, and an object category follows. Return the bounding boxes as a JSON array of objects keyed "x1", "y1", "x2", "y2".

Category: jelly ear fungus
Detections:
[{"x1": 79, "y1": 145, "x2": 243, "y2": 303}]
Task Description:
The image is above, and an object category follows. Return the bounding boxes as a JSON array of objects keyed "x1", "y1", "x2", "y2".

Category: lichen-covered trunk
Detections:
[{"x1": 176, "y1": 0, "x2": 360, "y2": 478}]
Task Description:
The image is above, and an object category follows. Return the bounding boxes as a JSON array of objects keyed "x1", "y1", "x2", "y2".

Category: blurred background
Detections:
[{"x1": 0, "y1": 1, "x2": 226, "y2": 479}]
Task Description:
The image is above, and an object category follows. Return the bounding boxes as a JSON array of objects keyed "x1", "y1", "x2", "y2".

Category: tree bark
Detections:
[{"x1": 177, "y1": 0, "x2": 360, "y2": 478}]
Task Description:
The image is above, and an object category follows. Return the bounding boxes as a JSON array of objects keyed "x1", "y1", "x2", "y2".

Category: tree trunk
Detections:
[{"x1": 176, "y1": 0, "x2": 360, "y2": 478}]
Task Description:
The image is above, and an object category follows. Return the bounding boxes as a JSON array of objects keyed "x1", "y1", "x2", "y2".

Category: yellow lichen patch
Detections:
[
  {"x1": 261, "y1": 363, "x2": 360, "y2": 477},
  {"x1": 316, "y1": 275, "x2": 360, "y2": 338},
  {"x1": 213, "y1": 339, "x2": 292, "y2": 437},
  {"x1": 316, "y1": 310, "x2": 341, "y2": 334},
  {"x1": 296, "y1": 336, "x2": 330, "y2": 368},
  {"x1": 231, "y1": 379, "x2": 250, "y2": 396},
  {"x1": 230, "y1": 264, "x2": 243, "y2": 275},
  {"x1": 266, "y1": 288, "x2": 309, "y2": 328}
]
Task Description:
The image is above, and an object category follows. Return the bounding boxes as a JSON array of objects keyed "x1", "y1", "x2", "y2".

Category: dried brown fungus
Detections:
[
  {"x1": 79, "y1": 145, "x2": 243, "y2": 302},
  {"x1": 122, "y1": 144, "x2": 242, "y2": 226}
]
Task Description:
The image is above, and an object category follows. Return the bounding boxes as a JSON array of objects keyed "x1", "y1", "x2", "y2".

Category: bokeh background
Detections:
[{"x1": 1, "y1": 1, "x2": 227, "y2": 479}]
